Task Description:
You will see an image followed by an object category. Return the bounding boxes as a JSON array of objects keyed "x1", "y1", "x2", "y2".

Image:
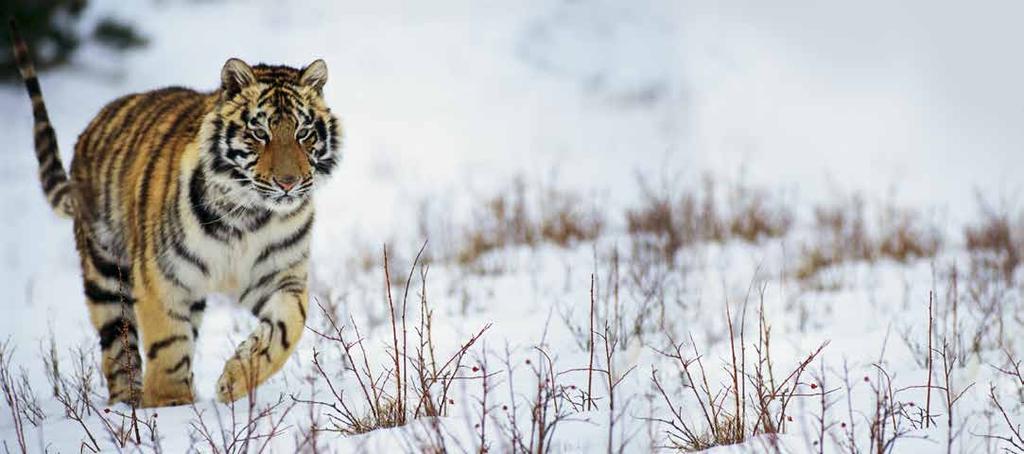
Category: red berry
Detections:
[
  {"x1": 864, "y1": 376, "x2": 869, "y2": 382},
  {"x1": 103, "y1": 408, "x2": 111, "y2": 414},
  {"x1": 472, "y1": 366, "x2": 479, "y2": 372},
  {"x1": 841, "y1": 422, "x2": 847, "y2": 428},
  {"x1": 502, "y1": 405, "x2": 508, "y2": 411},
  {"x1": 810, "y1": 383, "x2": 818, "y2": 389}
]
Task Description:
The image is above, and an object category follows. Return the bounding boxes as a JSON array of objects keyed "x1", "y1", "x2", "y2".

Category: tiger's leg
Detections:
[
  {"x1": 217, "y1": 267, "x2": 307, "y2": 402},
  {"x1": 76, "y1": 230, "x2": 142, "y2": 406},
  {"x1": 135, "y1": 282, "x2": 199, "y2": 407},
  {"x1": 92, "y1": 300, "x2": 142, "y2": 406}
]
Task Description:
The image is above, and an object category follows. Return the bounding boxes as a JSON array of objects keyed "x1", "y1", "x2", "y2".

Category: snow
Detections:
[{"x1": 2, "y1": 0, "x2": 1023, "y2": 452}]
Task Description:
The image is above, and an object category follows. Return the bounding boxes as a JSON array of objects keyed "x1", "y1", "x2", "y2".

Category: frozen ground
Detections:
[{"x1": 1, "y1": 0, "x2": 1023, "y2": 452}]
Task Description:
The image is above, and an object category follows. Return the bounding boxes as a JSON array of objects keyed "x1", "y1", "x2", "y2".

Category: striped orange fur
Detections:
[{"x1": 9, "y1": 20, "x2": 341, "y2": 407}]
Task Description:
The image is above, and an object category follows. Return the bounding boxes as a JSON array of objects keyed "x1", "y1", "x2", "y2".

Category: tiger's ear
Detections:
[
  {"x1": 221, "y1": 58, "x2": 256, "y2": 96},
  {"x1": 300, "y1": 59, "x2": 328, "y2": 93}
]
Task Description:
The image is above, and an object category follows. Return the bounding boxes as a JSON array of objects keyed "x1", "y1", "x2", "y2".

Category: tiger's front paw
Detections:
[{"x1": 216, "y1": 357, "x2": 256, "y2": 403}]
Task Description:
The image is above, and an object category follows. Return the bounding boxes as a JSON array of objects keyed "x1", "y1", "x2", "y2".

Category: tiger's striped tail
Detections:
[{"x1": 8, "y1": 19, "x2": 76, "y2": 218}]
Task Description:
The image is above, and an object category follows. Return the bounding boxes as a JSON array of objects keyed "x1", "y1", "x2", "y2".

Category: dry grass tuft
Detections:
[
  {"x1": 727, "y1": 183, "x2": 794, "y2": 243},
  {"x1": 459, "y1": 178, "x2": 536, "y2": 265},
  {"x1": 625, "y1": 181, "x2": 701, "y2": 265},
  {"x1": 456, "y1": 177, "x2": 604, "y2": 266},
  {"x1": 876, "y1": 204, "x2": 943, "y2": 262},
  {"x1": 539, "y1": 186, "x2": 605, "y2": 247},
  {"x1": 626, "y1": 175, "x2": 791, "y2": 264},
  {"x1": 796, "y1": 196, "x2": 942, "y2": 282},
  {"x1": 964, "y1": 201, "x2": 1022, "y2": 282},
  {"x1": 795, "y1": 195, "x2": 873, "y2": 282}
]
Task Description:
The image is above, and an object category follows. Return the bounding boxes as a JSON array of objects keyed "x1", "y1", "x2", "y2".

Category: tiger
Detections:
[{"x1": 8, "y1": 20, "x2": 341, "y2": 407}]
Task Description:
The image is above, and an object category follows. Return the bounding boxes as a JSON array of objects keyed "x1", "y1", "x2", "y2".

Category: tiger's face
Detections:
[{"x1": 205, "y1": 58, "x2": 340, "y2": 213}]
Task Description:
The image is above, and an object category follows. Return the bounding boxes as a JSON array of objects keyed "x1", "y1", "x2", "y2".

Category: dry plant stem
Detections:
[
  {"x1": 725, "y1": 299, "x2": 741, "y2": 435},
  {"x1": 497, "y1": 339, "x2": 577, "y2": 454},
  {"x1": 419, "y1": 320, "x2": 492, "y2": 418},
  {"x1": 987, "y1": 385, "x2": 1024, "y2": 451},
  {"x1": 298, "y1": 351, "x2": 364, "y2": 433},
  {"x1": 938, "y1": 341, "x2": 974, "y2": 454},
  {"x1": 0, "y1": 341, "x2": 29, "y2": 454},
  {"x1": 602, "y1": 324, "x2": 616, "y2": 453},
  {"x1": 305, "y1": 302, "x2": 389, "y2": 434},
  {"x1": 295, "y1": 376, "x2": 321, "y2": 453},
  {"x1": 44, "y1": 343, "x2": 163, "y2": 452},
  {"x1": 189, "y1": 393, "x2": 295, "y2": 453},
  {"x1": 475, "y1": 349, "x2": 493, "y2": 453},
  {"x1": 751, "y1": 292, "x2": 828, "y2": 436},
  {"x1": 530, "y1": 347, "x2": 566, "y2": 454},
  {"x1": 49, "y1": 349, "x2": 102, "y2": 452},
  {"x1": 411, "y1": 262, "x2": 492, "y2": 418},
  {"x1": 925, "y1": 291, "x2": 934, "y2": 429},
  {"x1": 599, "y1": 322, "x2": 636, "y2": 454},
  {"x1": 949, "y1": 268, "x2": 958, "y2": 355},
  {"x1": 382, "y1": 245, "x2": 405, "y2": 424},
  {"x1": 353, "y1": 320, "x2": 384, "y2": 419},
  {"x1": 649, "y1": 337, "x2": 722, "y2": 450},
  {"x1": 304, "y1": 249, "x2": 489, "y2": 435},
  {"x1": 809, "y1": 361, "x2": 842, "y2": 454},
  {"x1": 992, "y1": 350, "x2": 1024, "y2": 390},
  {"x1": 400, "y1": 241, "x2": 428, "y2": 427},
  {"x1": 501, "y1": 345, "x2": 524, "y2": 451},
  {"x1": 817, "y1": 368, "x2": 826, "y2": 454},
  {"x1": 117, "y1": 302, "x2": 141, "y2": 442},
  {"x1": 100, "y1": 407, "x2": 162, "y2": 453},
  {"x1": 37, "y1": 348, "x2": 149, "y2": 450},
  {"x1": 413, "y1": 268, "x2": 439, "y2": 419},
  {"x1": 865, "y1": 359, "x2": 923, "y2": 454},
  {"x1": 690, "y1": 340, "x2": 721, "y2": 440},
  {"x1": 188, "y1": 405, "x2": 221, "y2": 452},
  {"x1": 587, "y1": 273, "x2": 596, "y2": 412},
  {"x1": 255, "y1": 396, "x2": 298, "y2": 454},
  {"x1": 837, "y1": 361, "x2": 859, "y2": 453},
  {"x1": 307, "y1": 299, "x2": 380, "y2": 425},
  {"x1": 42, "y1": 335, "x2": 61, "y2": 399},
  {"x1": 650, "y1": 291, "x2": 828, "y2": 451}
]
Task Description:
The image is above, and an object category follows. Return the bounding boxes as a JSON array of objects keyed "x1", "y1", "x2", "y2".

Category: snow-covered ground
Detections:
[{"x1": 2, "y1": 0, "x2": 1024, "y2": 452}]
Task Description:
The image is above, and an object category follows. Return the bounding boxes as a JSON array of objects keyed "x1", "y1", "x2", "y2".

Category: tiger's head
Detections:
[{"x1": 204, "y1": 58, "x2": 341, "y2": 213}]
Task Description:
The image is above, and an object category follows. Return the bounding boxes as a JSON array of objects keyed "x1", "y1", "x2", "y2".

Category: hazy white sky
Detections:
[{"x1": 673, "y1": 0, "x2": 1024, "y2": 215}]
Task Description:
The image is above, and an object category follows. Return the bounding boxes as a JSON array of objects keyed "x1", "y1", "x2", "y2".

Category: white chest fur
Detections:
[{"x1": 171, "y1": 194, "x2": 313, "y2": 301}]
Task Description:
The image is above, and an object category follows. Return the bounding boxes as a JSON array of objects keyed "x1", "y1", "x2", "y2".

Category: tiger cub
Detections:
[{"x1": 9, "y1": 21, "x2": 341, "y2": 407}]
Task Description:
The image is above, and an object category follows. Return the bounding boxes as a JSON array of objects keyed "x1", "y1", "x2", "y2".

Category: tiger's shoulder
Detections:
[
  {"x1": 69, "y1": 86, "x2": 217, "y2": 221},
  {"x1": 75, "y1": 86, "x2": 213, "y2": 154}
]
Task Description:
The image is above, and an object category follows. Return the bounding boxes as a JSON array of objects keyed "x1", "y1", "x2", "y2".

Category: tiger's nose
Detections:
[{"x1": 274, "y1": 175, "x2": 300, "y2": 191}]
